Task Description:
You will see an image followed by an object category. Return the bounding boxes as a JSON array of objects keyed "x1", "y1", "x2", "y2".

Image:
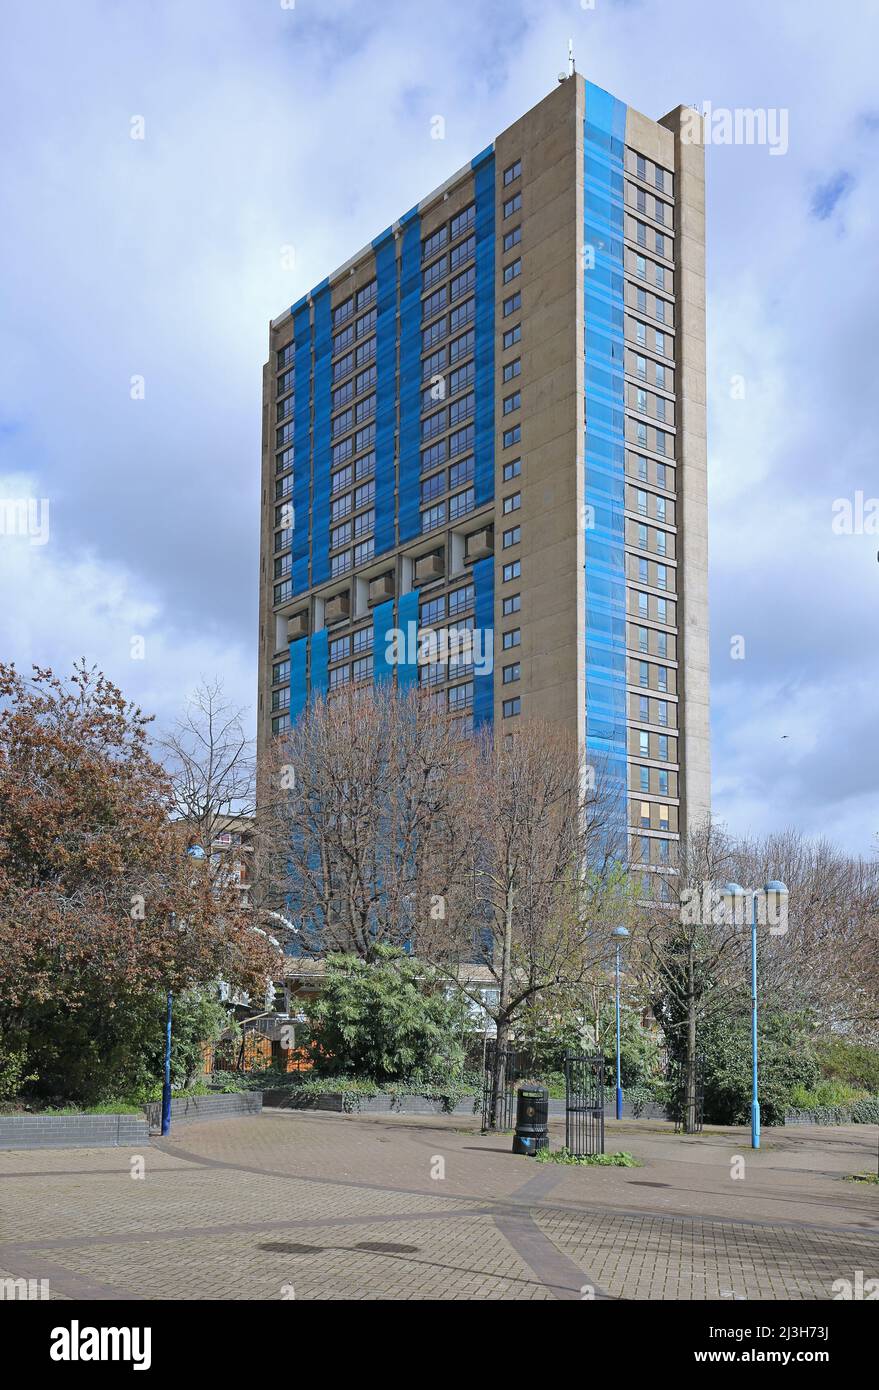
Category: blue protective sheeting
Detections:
[
  {"x1": 288, "y1": 635, "x2": 308, "y2": 722},
  {"x1": 396, "y1": 588, "x2": 420, "y2": 689},
  {"x1": 309, "y1": 627, "x2": 329, "y2": 700},
  {"x1": 398, "y1": 214, "x2": 422, "y2": 545},
  {"x1": 473, "y1": 155, "x2": 495, "y2": 511},
  {"x1": 310, "y1": 285, "x2": 333, "y2": 588},
  {"x1": 373, "y1": 231, "x2": 397, "y2": 558},
  {"x1": 472, "y1": 555, "x2": 494, "y2": 728},
  {"x1": 584, "y1": 81, "x2": 629, "y2": 832},
  {"x1": 372, "y1": 598, "x2": 396, "y2": 684},
  {"x1": 291, "y1": 302, "x2": 312, "y2": 597}
]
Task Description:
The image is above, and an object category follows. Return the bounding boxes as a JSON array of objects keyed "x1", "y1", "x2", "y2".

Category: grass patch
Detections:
[
  {"x1": 845, "y1": 1172, "x2": 879, "y2": 1186},
  {"x1": 536, "y1": 1147, "x2": 640, "y2": 1167}
]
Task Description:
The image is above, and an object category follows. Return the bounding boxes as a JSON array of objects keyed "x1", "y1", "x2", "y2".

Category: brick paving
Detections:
[{"x1": 0, "y1": 1112, "x2": 876, "y2": 1300}]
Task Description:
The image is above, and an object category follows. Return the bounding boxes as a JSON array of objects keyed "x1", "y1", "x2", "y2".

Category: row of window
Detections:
[
  {"x1": 630, "y1": 150, "x2": 673, "y2": 196},
  {"x1": 332, "y1": 278, "x2": 377, "y2": 329},
  {"x1": 421, "y1": 202, "x2": 476, "y2": 262},
  {"x1": 634, "y1": 765, "x2": 673, "y2": 796}
]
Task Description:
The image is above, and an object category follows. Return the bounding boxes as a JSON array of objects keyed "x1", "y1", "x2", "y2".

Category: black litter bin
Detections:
[{"x1": 512, "y1": 1085, "x2": 549, "y2": 1156}]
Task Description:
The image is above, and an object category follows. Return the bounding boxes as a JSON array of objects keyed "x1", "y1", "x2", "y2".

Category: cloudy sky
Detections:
[{"x1": 1, "y1": 0, "x2": 877, "y2": 854}]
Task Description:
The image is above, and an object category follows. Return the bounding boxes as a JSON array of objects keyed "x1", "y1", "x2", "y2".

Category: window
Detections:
[
  {"x1": 449, "y1": 298, "x2": 475, "y2": 332},
  {"x1": 503, "y1": 391, "x2": 520, "y2": 415},
  {"x1": 502, "y1": 663, "x2": 520, "y2": 684},
  {"x1": 657, "y1": 666, "x2": 668, "y2": 693},
  {"x1": 502, "y1": 593, "x2": 521, "y2": 615},
  {"x1": 422, "y1": 409, "x2": 446, "y2": 441},
  {"x1": 449, "y1": 488, "x2": 475, "y2": 520},
  {"x1": 353, "y1": 508, "x2": 374, "y2": 539},
  {"x1": 277, "y1": 367, "x2": 295, "y2": 396},
  {"x1": 503, "y1": 697, "x2": 521, "y2": 718},
  {"x1": 333, "y1": 296, "x2": 354, "y2": 328},
  {"x1": 503, "y1": 226, "x2": 522, "y2": 252},
  {"x1": 450, "y1": 203, "x2": 475, "y2": 240},
  {"x1": 356, "y1": 280, "x2": 377, "y2": 311},
  {"x1": 636, "y1": 490, "x2": 647, "y2": 516},
  {"x1": 271, "y1": 675, "x2": 290, "y2": 705},
  {"x1": 503, "y1": 258, "x2": 522, "y2": 284},
  {"x1": 637, "y1": 591, "x2": 648, "y2": 617},
  {"x1": 355, "y1": 337, "x2": 376, "y2": 368},
  {"x1": 449, "y1": 391, "x2": 474, "y2": 426},
  {"x1": 329, "y1": 635, "x2": 351, "y2": 664},
  {"x1": 277, "y1": 342, "x2": 295, "y2": 371},
  {"x1": 655, "y1": 298, "x2": 666, "y2": 325},
  {"x1": 657, "y1": 838, "x2": 670, "y2": 864},
  {"x1": 328, "y1": 664, "x2": 348, "y2": 691},
  {"x1": 636, "y1": 187, "x2": 646, "y2": 213},
  {"x1": 353, "y1": 655, "x2": 373, "y2": 683},
  {"x1": 503, "y1": 324, "x2": 521, "y2": 349},
  {"x1": 502, "y1": 629, "x2": 521, "y2": 649},
  {"x1": 636, "y1": 321, "x2": 646, "y2": 346},
  {"x1": 636, "y1": 221, "x2": 647, "y2": 247},
  {"x1": 503, "y1": 525, "x2": 520, "y2": 548},
  {"x1": 503, "y1": 458, "x2": 521, "y2": 482},
  {"x1": 655, "y1": 265, "x2": 666, "y2": 291},
  {"x1": 638, "y1": 558, "x2": 648, "y2": 584},
  {"x1": 636, "y1": 354, "x2": 647, "y2": 380},
  {"x1": 503, "y1": 191, "x2": 521, "y2": 217},
  {"x1": 638, "y1": 524, "x2": 648, "y2": 549},
  {"x1": 276, "y1": 447, "x2": 294, "y2": 475},
  {"x1": 636, "y1": 255, "x2": 646, "y2": 280},
  {"x1": 655, "y1": 331, "x2": 666, "y2": 354},
  {"x1": 656, "y1": 463, "x2": 668, "y2": 489},
  {"x1": 276, "y1": 421, "x2": 294, "y2": 449},
  {"x1": 423, "y1": 318, "x2": 446, "y2": 352},
  {"x1": 639, "y1": 731, "x2": 649, "y2": 756},
  {"x1": 503, "y1": 158, "x2": 521, "y2": 185},
  {"x1": 272, "y1": 714, "x2": 290, "y2": 734},
  {"x1": 503, "y1": 424, "x2": 521, "y2": 448},
  {"x1": 331, "y1": 521, "x2": 352, "y2": 550},
  {"x1": 331, "y1": 493, "x2": 352, "y2": 522},
  {"x1": 639, "y1": 661, "x2": 649, "y2": 688},
  {"x1": 355, "y1": 479, "x2": 375, "y2": 509},
  {"x1": 356, "y1": 308, "x2": 376, "y2": 339},
  {"x1": 503, "y1": 492, "x2": 521, "y2": 514},
  {"x1": 449, "y1": 329, "x2": 474, "y2": 364},
  {"x1": 421, "y1": 502, "x2": 446, "y2": 533},
  {"x1": 331, "y1": 551, "x2": 351, "y2": 577},
  {"x1": 334, "y1": 323, "x2": 354, "y2": 355},
  {"x1": 656, "y1": 564, "x2": 668, "y2": 591},
  {"x1": 420, "y1": 595, "x2": 446, "y2": 627},
  {"x1": 503, "y1": 559, "x2": 520, "y2": 582},
  {"x1": 450, "y1": 234, "x2": 476, "y2": 270},
  {"x1": 637, "y1": 455, "x2": 648, "y2": 481},
  {"x1": 635, "y1": 153, "x2": 646, "y2": 181},
  {"x1": 659, "y1": 804, "x2": 670, "y2": 831},
  {"x1": 422, "y1": 287, "x2": 447, "y2": 321},
  {"x1": 655, "y1": 397, "x2": 666, "y2": 423},
  {"x1": 503, "y1": 358, "x2": 521, "y2": 382},
  {"x1": 503, "y1": 291, "x2": 522, "y2": 317},
  {"x1": 640, "y1": 801, "x2": 651, "y2": 828},
  {"x1": 636, "y1": 422, "x2": 647, "y2": 447},
  {"x1": 655, "y1": 364, "x2": 666, "y2": 390},
  {"x1": 355, "y1": 364, "x2": 377, "y2": 396},
  {"x1": 354, "y1": 538, "x2": 374, "y2": 566},
  {"x1": 449, "y1": 455, "x2": 474, "y2": 489},
  {"x1": 449, "y1": 424, "x2": 474, "y2": 456},
  {"x1": 422, "y1": 225, "x2": 447, "y2": 260},
  {"x1": 657, "y1": 632, "x2": 668, "y2": 659},
  {"x1": 421, "y1": 439, "x2": 446, "y2": 473},
  {"x1": 657, "y1": 700, "x2": 668, "y2": 727},
  {"x1": 275, "y1": 527, "x2": 292, "y2": 552},
  {"x1": 658, "y1": 735, "x2": 668, "y2": 761},
  {"x1": 654, "y1": 166, "x2": 665, "y2": 192},
  {"x1": 654, "y1": 198, "x2": 666, "y2": 225},
  {"x1": 273, "y1": 659, "x2": 291, "y2": 684},
  {"x1": 448, "y1": 584, "x2": 474, "y2": 616},
  {"x1": 332, "y1": 352, "x2": 353, "y2": 384},
  {"x1": 448, "y1": 681, "x2": 474, "y2": 711},
  {"x1": 353, "y1": 626, "x2": 373, "y2": 654},
  {"x1": 354, "y1": 393, "x2": 375, "y2": 425},
  {"x1": 331, "y1": 409, "x2": 352, "y2": 440},
  {"x1": 638, "y1": 626, "x2": 648, "y2": 653},
  {"x1": 639, "y1": 766, "x2": 650, "y2": 792},
  {"x1": 450, "y1": 267, "x2": 476, "y2": 302},
  {"x1": 656, "y1": 531, "x2": 667, "y2": 557}
]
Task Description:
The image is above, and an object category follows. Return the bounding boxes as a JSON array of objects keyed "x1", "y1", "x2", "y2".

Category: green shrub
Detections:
[
  {"x1": 816, "y1": 1038, "x2": 879, "y2": 1092},
  {"x1": 790, "y1": 1079, "x2": 865, "y2": 1110},
  {"x1": 303, "y1": 946, "x2": 471, "y2": 1083},
  {"x1": 698, "y1": 1005, "x2": 820, "y2": 1126},
  {"x1": 536, "y1": 1148, "x2": 639, "y2": 1167},
  {"x1": 851, "y1": 1096, "x2": 879, "y2": 1125}
]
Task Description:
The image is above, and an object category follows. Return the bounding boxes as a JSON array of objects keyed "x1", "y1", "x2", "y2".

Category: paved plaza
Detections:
[{"x1": 1, "y1": 1113, "x2": 877, "y2": 1300}]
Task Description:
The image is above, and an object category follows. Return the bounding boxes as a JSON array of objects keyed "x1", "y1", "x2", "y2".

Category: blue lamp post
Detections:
[
  {"x1": 161, "y1": 841, "x2": 207, "y2": 1137},
  {"x1": 612, "y1": 926, "x2": 630, "y2": 1121},
  {"x1": 723, "y1": 879, "x2": 788, "y2": 1150}
]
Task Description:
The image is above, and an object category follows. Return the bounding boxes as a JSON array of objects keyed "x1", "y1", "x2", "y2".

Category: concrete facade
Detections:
[{"x1": 257, "y1": 75, "x2": 710, "y2": 879}]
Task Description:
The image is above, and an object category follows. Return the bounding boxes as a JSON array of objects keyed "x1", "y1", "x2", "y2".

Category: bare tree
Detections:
[
  {"x1": 260, "y1": 683, "x2": 477, "y2": 959},
  {"x1": 421, "y1": 721, "x2": 630, "y2": 1128},
  {"x1": 160, "y1": 678, "x2": 255, "y2": 854}
]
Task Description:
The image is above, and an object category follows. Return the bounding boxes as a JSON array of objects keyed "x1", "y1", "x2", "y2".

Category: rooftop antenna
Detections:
[{"x1": 558, "y1": 38, "x2": 575, "y2": 83}]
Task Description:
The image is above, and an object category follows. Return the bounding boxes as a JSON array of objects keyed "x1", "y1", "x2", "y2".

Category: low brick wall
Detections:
[
  {"x1": 0, "y1": 1113, "x2": 149, "y2": 1150},
  {"x1": 144, "y1": 1091, "x2": 263, "y2": 1132},
  {"x1": 263, "y1": 1091, "x2": 669, "y2": 1121}
]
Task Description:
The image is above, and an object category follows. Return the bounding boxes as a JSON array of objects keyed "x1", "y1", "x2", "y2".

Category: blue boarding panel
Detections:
[
  {"x1": 396, "y1": 587, "x2": 419, "y2": 689},
  {"x1": 310, "y1": 284, "x2": 333, "y2": 589},
  {"x1": 472, "y1": 151, "x2": 495, "y2": 511},
  {"x1": 372, "y1": 597, "x2": 396, "y2": 685},
  {"x1": 398, "y1": 210, "x2": 422, "y2": 545},
  {"x1": 472, "y1": 554, "x2": 494, "y2": 729},
  {"x1": 584, "y1": 81, "x2": 628, "y2": 846},
  {"x1": 309, "y1": 627, "x2": 328, "y2": 701},
  {"x1": 288, "y1": 634, "x2": 308, "y2": 723},
  {"x1": 372, "y1": 228, "x2": 397, "y2": 558},
  {"x1": 291, "y1": 302, "x2": 312, "y2": 597}
]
